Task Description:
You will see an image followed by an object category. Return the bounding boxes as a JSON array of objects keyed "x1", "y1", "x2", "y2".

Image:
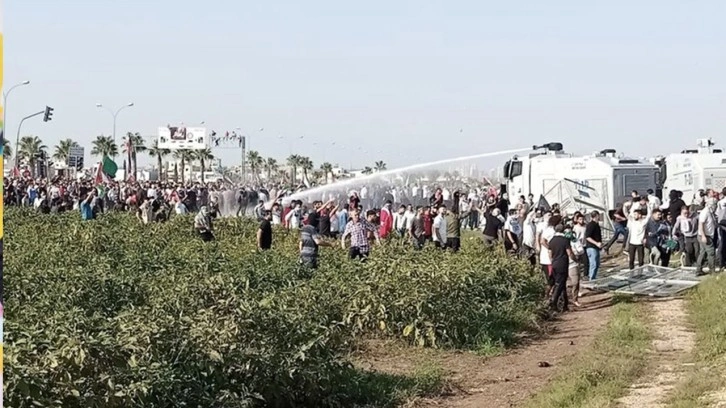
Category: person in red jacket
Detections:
[
  {"x1": 423, "y1": 207, "x2": 433, "y2": 240},
  {"x1": 379, "y1": 200, "x2": 394, "y2": 238}
]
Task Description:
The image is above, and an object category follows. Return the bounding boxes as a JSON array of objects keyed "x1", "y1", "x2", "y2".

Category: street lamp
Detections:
[
  {"x1": 3, "y1": 80, "x2": 31, "y2": 143},
  {"x1": 96, "y1": 102, "x2": 134, "y2": 143}
]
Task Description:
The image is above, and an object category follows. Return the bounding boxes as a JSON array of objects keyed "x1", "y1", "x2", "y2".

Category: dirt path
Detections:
[
  {"x1": 355, "y1": 293, "x2": 614, "y2": 408},
  {"x1": 617, "y1": 298, "x2": 696, "y2": 408}
]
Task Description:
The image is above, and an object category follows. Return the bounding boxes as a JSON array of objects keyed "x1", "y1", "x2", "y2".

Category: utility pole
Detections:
[
  {"x1": 3, "y1": 80, "x2": 31, "y2": 145},
  {"x1": 241, "y1": 136, "x2": 247, "y2": 184},
  {"x1": 96, "y1": 102, "x2": 134, "y2": 144},
  {"x1": 14, "y1": 109, "x2": 45, "y2": 169}
]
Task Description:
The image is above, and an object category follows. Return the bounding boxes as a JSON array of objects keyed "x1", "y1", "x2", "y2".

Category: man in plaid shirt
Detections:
[{"x1": 341, "y1": 209, "x2": 380, "y2": 261}]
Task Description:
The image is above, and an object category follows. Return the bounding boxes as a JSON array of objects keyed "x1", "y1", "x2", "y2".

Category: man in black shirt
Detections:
[
  {"x1": 604, "y1": 204, "x2": 629, "y2": 254},
  {"x1": 666, "y1": 190, "x2": 686, "y2": 221},
  {"x1": 318, "y1": 203, "x2": 332, "y2": 237},
  {"x1": 257, "y1": 211, "x2": 273, "y2": 250},
  {"x1": 548, "y1": 224, "x2": 574, "y2": 312},
  {"x1": 482, "y1": 208, "x2": 503, "y2": 247},
  {"x1": 307, "y1": 208, "x2": 320, "y2": 231},
  {"x1": 584, "y1": 211, "x2": 603, "y2": 280}
]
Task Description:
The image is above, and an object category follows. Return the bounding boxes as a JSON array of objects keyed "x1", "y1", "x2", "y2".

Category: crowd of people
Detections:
[{"x1": 5, "y1": 173, "x2": 726, "y2": 312}]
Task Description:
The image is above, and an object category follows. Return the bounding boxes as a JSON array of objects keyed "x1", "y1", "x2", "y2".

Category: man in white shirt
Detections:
[
  {"x1": 359, "y1": 186, "x2": 368, "y2": 200},
  {"x1": 286, "y1": 203, "x2": 302, "y2": 230},
  {"x1": 646, "y1": 189, "x2": 661, "y2": 212},
  {"x1": 432, "y1": 206, "x2": 448, "y2": 249},
  {"x1": 696, "y1": 198, "x2": 718, "y2": 275},
  {"x1": 521, "y1": 208, "x2": 540, "y2": 265},
  {"x1": 393, "y1": 205, "x2": 407, "y2": 237},
  {"x1": 538, "y1": 214, "x2": 558, "y2": 297},
  {"x1": 572, "y1": 212, "x2": 589, "y2": 275},
  {"x1": 627, "y1": 204, "x2": 651, "y2": 270},
  {"x1": 49, "y1": 184, "x2": 61, "y2": 200},
  {"x1": 403, "y1": 205, "x2": 415, "y2": 232},
  {"x1": 147, "y1": 186, "x2": 158, "y2": 200}
]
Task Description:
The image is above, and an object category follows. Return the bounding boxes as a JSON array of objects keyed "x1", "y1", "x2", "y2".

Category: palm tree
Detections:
[
  {"x1": 286, "y1": 154, "x2": 301, "y2": 183},
  {"x1": 53, "y1": 138, "x2": 80, "y2": 165},
  {"x1": 91, "y1": 135, "x2": 118, "y2": 158},
  {"x1": 320, "y1": 162, "x2": 334, "y2": 184},
  {"x1": 362, "y1": 166, "x2": 373, "y2": 175},
  {"x1": 374, "y1": 161, "x2": 387, "y2": 172},
  {"x1": 194, "y1": 148, "x2": 215, "y2": 183},
  {"x1": 299, "y1": 156, "x2": 314, "y2": 185},
  {"x1": 18, "y1": 136, "x2": 48, "y2": 177},
  {"x1": 264, "y1": 157, "x2": 278, "y2": 182},
  {"x1": 311, "y1": 170, "x2": 325, "y2": 185},
  {"x1": 173, "y1": 149, "x2": 194, "y2": 184},
  {"x1": 148, "y1": 140, "x2": 171, "y2": 181},
  {"x1": 276, "y1": 169, "x2": 288, "y2": 183},
  {"x1": 123, "y1": 132, "x2": 147, "y2": 178},
  {"x1": 245, "y1": 150, "x2": 264, "y2": 184},
  {"x1": 3, "y1": 139, "x2": 12, "y2": 162}
]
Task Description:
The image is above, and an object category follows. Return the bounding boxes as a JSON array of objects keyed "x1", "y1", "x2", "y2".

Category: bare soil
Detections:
[
  {"x1": 617, "y1": 298, "x2": 696, "y2": 408},
  {"x1": 353, "y1": 292, "x2": 614, "y2": 408}
]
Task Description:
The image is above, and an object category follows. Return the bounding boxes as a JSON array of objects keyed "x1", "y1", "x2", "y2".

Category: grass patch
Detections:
[
  {"x1": 345, "y1": 360, "x2": 451, "y2": 407},
  {"x1": 667, "y1": 274, "x2": 726, "y2": 408},
  {"x1": 523, "y1": 299, "x2": 651, "y2": 408},
  {"x1": 475, "y1": 338, "x2": 506, "y2": 357}
]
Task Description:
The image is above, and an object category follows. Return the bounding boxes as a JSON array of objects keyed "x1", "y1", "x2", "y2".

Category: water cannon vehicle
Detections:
[
  {"x1": 657, "y1": 138, "x2": 726, "y2": 202},
  {"x1": 502, "y1": 142, "x2": 660, "y2": 211}
]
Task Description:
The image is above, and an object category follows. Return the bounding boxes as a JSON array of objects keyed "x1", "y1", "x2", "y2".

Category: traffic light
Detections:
[
  {"x1": 43, "y1": 106, "x2": 54, "y2": 122},
  {"x1": 76, "y1": 156, "x2": 84, "y2": 170}
]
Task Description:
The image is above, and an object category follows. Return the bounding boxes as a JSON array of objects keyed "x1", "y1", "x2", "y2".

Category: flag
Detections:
[
  {"x1": 536, "y1": 195, "x2": 551, "y2": 212},
  {"x1": 94, "y1": 155, "x2": 117, "y2": 198},
  {"x1": 94, "y1": 163, "x2": 110, "y2": 196},
  {"x1": 101, "y1": 155, "x2": 118, "y2": 179}
]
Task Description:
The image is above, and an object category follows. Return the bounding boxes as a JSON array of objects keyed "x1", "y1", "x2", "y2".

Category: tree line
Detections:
[{"x1": 3, "y1": 134, "x2": 389, "y2": 185}]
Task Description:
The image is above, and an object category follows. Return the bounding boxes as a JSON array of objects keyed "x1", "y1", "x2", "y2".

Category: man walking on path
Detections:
[
  {"x1": 696, "y1": 198, "x2": 718, "y2": 275},
  {"x1": 584, "y1": 211, "x2": 603, "y2": 280}
]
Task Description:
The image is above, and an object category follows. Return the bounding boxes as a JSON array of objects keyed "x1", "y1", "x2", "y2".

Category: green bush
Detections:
[{"x1": 4, "y1": 209, "x2": 543, "y2": 407}]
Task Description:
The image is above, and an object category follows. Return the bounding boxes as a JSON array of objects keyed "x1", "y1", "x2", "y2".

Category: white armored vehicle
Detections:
[
  {"x1": 503, "y1": 142, "x2": 660, "y2": 211},
  {"x1": 657, "y1": 138, "x2": 726, "y2": 202}
]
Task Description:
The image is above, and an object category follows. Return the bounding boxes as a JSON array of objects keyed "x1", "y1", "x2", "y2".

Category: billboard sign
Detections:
[{"x1": 157, "y1": 126, "x2": 207, "y2": 150}]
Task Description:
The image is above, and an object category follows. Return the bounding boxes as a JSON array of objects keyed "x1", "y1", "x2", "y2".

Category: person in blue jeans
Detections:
[
  {"x1": 584, "y1": 211, "x2": 604, "y2": 280},
  {"x1": 604, "y1": 204, "x2": 628, "y2": 254}
]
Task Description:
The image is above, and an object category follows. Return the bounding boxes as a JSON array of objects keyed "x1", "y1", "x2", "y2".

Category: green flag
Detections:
[{"x1": 102, "y1": 155, "x2": 118, "y2": 178}]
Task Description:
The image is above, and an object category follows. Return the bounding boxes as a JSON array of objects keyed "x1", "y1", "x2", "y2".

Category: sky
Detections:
[{"x1": 5, "y1": 0, "x2": 726, "y2": 170}]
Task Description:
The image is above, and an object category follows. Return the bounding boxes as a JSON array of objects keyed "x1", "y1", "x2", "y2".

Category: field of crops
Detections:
[{"x1": 4, "y1": 208, "x2": 544, "y2": 407}]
